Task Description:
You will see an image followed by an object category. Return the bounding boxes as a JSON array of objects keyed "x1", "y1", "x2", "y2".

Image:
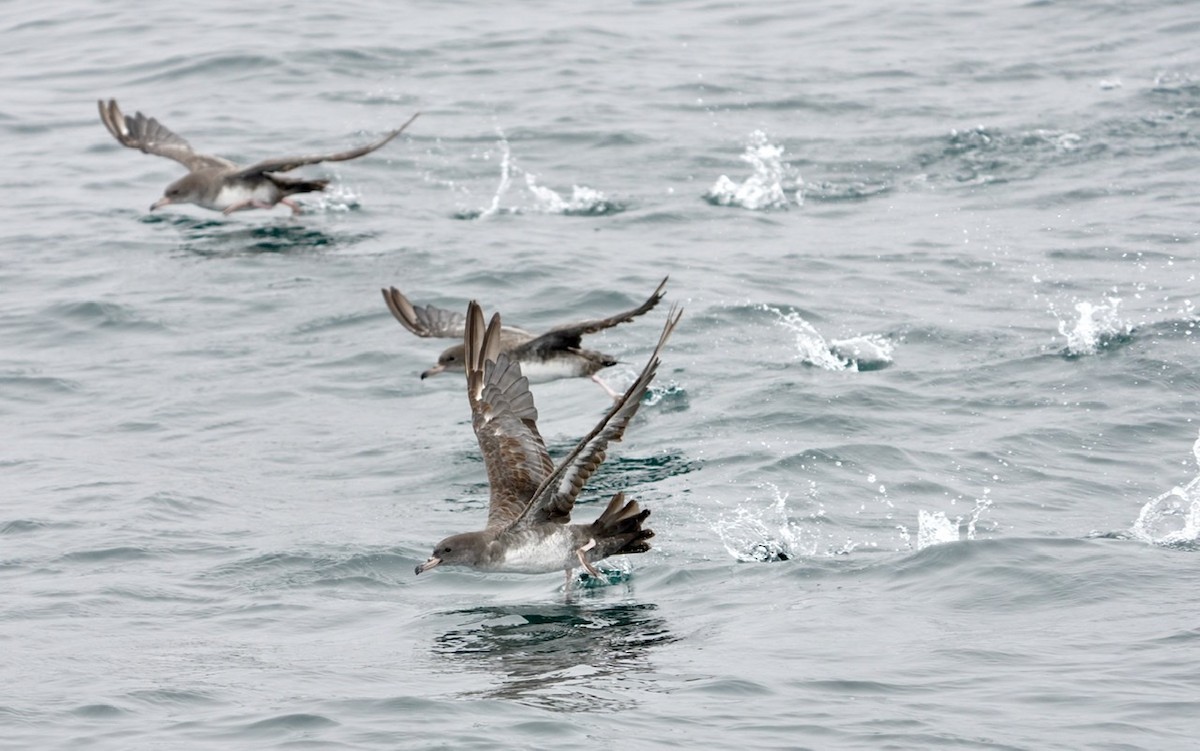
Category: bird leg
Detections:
[
  {"x1": 280, "y1": 197, "x2": 303, "y2": 215},
  {"x1": 591, "y1": 374, "x2": 622, "y2": 402},
  {"x1": 576, "y1": 538, "x2": 603, "y2": 578}
]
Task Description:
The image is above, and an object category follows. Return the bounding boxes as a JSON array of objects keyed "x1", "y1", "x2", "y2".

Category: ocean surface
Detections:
[{"x1": 3, "y1": 1, "x2": 1200, "y2": 748}]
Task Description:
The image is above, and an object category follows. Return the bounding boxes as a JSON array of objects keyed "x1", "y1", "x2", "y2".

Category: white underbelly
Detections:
[
  {"x1": 516, "y1": 357, "x2": 587, "y2": 383},
  {"x1": 490, "y1": 530, "x2": 577, "y2": 574},
  {"x1": 209, "y1": 183, "x2": 279, "y2": 211}
]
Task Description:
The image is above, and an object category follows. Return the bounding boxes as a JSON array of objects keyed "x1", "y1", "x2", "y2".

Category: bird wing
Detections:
[
  {"x1": 233, "y1": 112, "x2": 419, "y2": 178},
  {"x1": 504, "y1": 305, "x2": 682, "y2": 530},
  {"x1": 514, "y1": 276, "x2": 669, "y2": 358},
  {"x1": 98, "y1": 99, "x2": 235, "y2": 171},
  {"x1": 382, "y1": 287, "x2": 467, "y2": 339},
  {"x1": 465, "y1": 302, "x2": 555, "y2": 529}
]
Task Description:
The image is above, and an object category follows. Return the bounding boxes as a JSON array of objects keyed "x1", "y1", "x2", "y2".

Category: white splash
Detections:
[
  {"x1": 524, "y1": 174, "x2": 614, "y2": 215},
  {"x1": 476, "y1": 134, "x2": 515, "y2": 219},
  {"x1": 771, "y1": 308, "x2": 894, "y2": 371},
  {"x1": 705, "y1": 130, "x2": 802, "y2": 210},
  {"x1": 1055, "y1": 297, "x2": 1134, "y2": 356},
  {"x1": 828, "y1": 335, "x2": 895, "y2": 371},
  {"x1": 309, "y1": 183, "x2": 361, "y2": 213},
  {"x1": 712, "y1": 483, "x2": 814, "y2": 562},
  {"x1": 916, "y1": 495, "x2": 992, "y2": 551},
  {"x1": 1131, "y1": 430, "x2": 1200, "y2": 548},
  {"x1": 916, "y1": 510, "x2": 959, "y2": 549}
]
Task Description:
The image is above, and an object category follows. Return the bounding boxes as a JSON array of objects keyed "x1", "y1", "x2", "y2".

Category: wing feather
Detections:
[
  {"x1": 97, "y1": 99, "x2": 233, "y2": 171},
  {"x1": 465, "y1": 302, "x2": 554, "y2": 529},
  {"x1": 234, "y1": 112, "x2": 419, "y2": 178},
  {"x1": 504, "y1": 305, "x2": 682, "y2": 530},
  {"x1": 381, "y1": 287, "x2": 466, "y2": 338},
  {"x1": 516, "y1": 276, "x2": 668, "y2": 357}
]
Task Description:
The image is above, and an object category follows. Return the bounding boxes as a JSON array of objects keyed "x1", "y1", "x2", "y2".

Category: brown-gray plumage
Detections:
[
  {"x1": 382, "y1": 277, "x2": 668, "y2": 397},
  {"x1": 415, "y1": 300, "x2": 682, "y2": 583},
  {"x1": 98, "y1": 99, "x2": 418, "y2": 214}
]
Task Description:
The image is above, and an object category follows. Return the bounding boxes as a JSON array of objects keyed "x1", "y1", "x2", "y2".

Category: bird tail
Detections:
[
  {"x1": 267, "y1": 174, "x2": 330, "y2": 196},
  {"x1": 590, "y1": 491, "x2": 653, "y2": 556}
]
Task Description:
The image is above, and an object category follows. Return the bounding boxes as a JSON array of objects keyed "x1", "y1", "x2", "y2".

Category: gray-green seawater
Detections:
[{"x1": 3, "y1": 1, "x2": 1200, "y2": 748}]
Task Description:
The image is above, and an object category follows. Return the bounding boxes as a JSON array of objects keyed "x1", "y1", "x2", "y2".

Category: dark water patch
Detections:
[
  {"x1": 0, "y1": 518, "x2": 79, "y2": 535},
  {"x1": 577, "y1": 449, "x2": 699, "y2": 498},
  {"x1": 238, "y1": 712, "x2": 339, "y2": 736},
  {"x1": 69, "y1": 703, "x2": 128, "y2": 718},
  {"x1": 676, "y1": 676, "x2": 775, "y2": 697},
  {"x1": 139, "y1": 213, "x2": 227, "y2": 231},
  {"x1": 432, "y1": 602, "x2": 676, "y2": 710},
  {"x1": 60, "y1": 546, "x2": 154, "y2": 563},
  {"x1": 805, "y1": 180, "x2": 893, "y2": 201},
  {"x1": 622, "y1": 208, "x2": 693, "y2": 224},
  {"x1": 179, "y1": 224, "x2": 357, "y2": 255},
  {"x1": 0, "y1": 374, "x2": 83, "y2": 401},
  {"x1": 125, "y1": 688, "x2": 220, "y2": 707},
  {"x1": 46, "y1": 300, "x2": 167, "y2": 333}
]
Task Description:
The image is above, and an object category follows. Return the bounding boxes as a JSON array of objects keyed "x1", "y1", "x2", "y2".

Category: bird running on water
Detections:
[
  {"x1": 415, "y1": 300, "x2": 682, "y2": 586},
  {"x1": 382, "y1": 277, "x2": 668, "y2": 399},
  {"x1": 98, "y1": 99, "x2": 418, "y2": 215}
]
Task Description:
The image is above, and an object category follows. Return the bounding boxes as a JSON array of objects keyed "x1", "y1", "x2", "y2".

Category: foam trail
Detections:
[
  {"x1": 1131, "y1": 430, "x2": 1200, "y2": 549},
  {"x1": 705, "y1": 130, "x2": 802, "y2": 210}
]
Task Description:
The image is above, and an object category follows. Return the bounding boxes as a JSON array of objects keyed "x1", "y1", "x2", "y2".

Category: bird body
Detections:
[
  {"x1": 415, "y1": 300, "x2": 682, "y2": 583},
  {"x1": 97, "y1": 99, "x2": 417, "y2": 214},
  {"x1": 382, "y1": 277, "x2": 667, "y2": 397}
]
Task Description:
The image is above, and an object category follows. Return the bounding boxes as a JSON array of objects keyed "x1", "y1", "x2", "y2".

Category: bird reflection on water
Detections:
[
  {"x1": 144, "y1": 217, "x2": 375, "y2": 256},
  {"x1": 432, "y1": 600, "x2": 675, "y2": 711}
]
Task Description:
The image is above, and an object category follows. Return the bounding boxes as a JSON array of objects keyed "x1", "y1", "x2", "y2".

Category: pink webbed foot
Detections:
[
  {"x1": 576, "y1": 538, "x2": 603, "y2": 578},
  {"x1": 591, "y1": 374, "x2": 622, "y2": 402}
]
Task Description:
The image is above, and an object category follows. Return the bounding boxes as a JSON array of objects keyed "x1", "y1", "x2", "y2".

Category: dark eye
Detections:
[{"x1": 443, "y1": 546, "x2": 452, "y2": 553}]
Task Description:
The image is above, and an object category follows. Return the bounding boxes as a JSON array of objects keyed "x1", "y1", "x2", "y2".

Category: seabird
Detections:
[
  {"x1": 382, "y1": 277, "x2": 668, "y2": 398},
  {"x1": 97, "y1": 99, "x2": 418, "y2": 215},
  {"x1": 415, "y1": 300, "x2": 682, "y2": 585}
]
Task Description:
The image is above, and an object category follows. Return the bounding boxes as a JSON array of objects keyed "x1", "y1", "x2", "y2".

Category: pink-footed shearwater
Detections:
[
  {"x1": 97, "y1": 99, "x2": 418, "y2": 215},
  {"x1": 382, "y1": 277, "x2": 668, "y2": 398},
  {"x1": 415, "y1": 300, "x2": 682, "y2": 585}
]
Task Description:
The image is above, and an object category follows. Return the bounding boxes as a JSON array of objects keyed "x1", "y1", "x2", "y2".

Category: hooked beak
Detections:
[
  {"x1": 150, "y1": 196, "x2": 173, "y2": 212},
  {"x1": 415, "y1": 557, "x2": 442, "y2": 575},
  {"x1": 420, "y1": 364, "x2": 446, "y2": 380}
]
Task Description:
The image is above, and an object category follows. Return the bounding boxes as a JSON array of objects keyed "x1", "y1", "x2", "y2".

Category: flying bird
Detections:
[
  {"x1": 97, "y1": 99, "x2": 418, "y2": 215},
  {"x1": 415, "y1": 300, "x2": 682, "y2": 585},
  {"x1": 382, "y1": 277, "x2": 668, "y2": 398}
]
